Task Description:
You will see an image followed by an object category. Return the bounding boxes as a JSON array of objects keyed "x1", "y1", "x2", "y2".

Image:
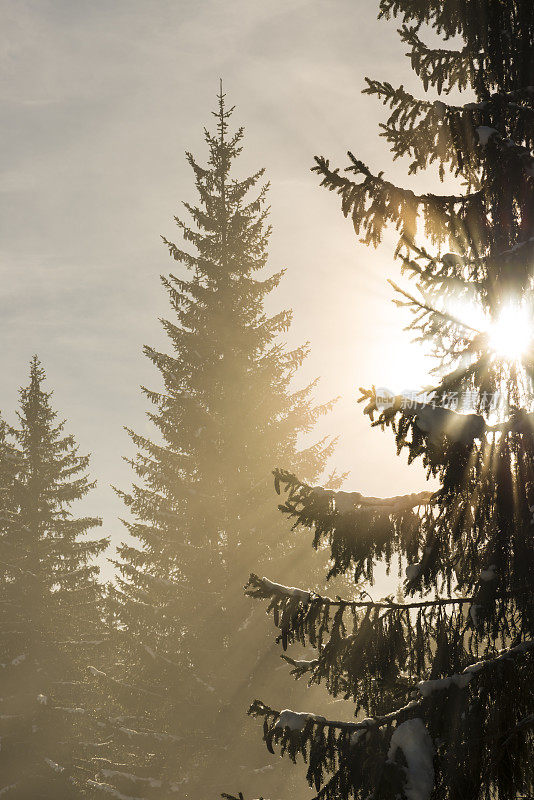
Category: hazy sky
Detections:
[{"x1": 1, "y1": 0, "x2": 445, "y2": 567}]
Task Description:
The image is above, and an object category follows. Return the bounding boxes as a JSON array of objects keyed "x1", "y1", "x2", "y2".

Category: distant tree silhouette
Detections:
[{"x1": 0, "y1": 357, "x2": 107, "y2": 798}]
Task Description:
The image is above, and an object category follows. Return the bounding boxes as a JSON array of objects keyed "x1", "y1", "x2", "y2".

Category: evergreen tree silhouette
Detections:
[
  {"x1": 0, "y1": 357, "x2": 107, "y2": 798},
  {"x1": 240, "y1": 3, "x2": 534, "y2": 800},
  {"x1": 96, "y1": 85, "x2": 339, "y2": 799}
]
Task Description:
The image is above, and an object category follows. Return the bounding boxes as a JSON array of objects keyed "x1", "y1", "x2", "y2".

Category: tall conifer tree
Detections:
[
  {"x1": 0, "y1": 357, "x2": 108, "y2": 798},
  {"x1": 240, "y1": 4, "x2": 534, "y2": 800},
  {"x1": 101, "y1": 87, "x2": 337, "y2": 799}
]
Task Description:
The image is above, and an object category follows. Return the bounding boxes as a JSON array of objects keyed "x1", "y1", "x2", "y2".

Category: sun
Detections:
[
  {"x1": 487, "y1": 301, "x2": 532, "y2": 361},
  {"x1": 448, "y1": 296, "x2": 533, "y2": 363}
]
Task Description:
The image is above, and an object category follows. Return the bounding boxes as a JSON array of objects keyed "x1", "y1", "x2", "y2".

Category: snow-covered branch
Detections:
[
  {"x1": 416, "y1": 639, "x2": 534, "y2": 698},
  {"x1": 273, "y1": 467, "x2": 432, "y2": 582},
  {"x1": 249, "y1": 696, "x2": 421, "y2": 738},
  {"x1": 250, "y1": 576, "x2": 311, "y2": 604},
  {"x1": 246, "y1": 573, "x2": 495, "y2": 611},
  {"x1": 275, "y1": 469, "x2": 433, "y2": 514},
  {"x1": 252, "y1": 639, "x2": 533, "y2": 739}
]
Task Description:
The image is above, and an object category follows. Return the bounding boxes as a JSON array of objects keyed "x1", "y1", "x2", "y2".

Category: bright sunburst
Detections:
[
  {"x1": 450, "y1": 297, "x2": 533, "y2": 363},
  {"x1": 486, "y1": 301, "x2": 532, "y2": 361}
]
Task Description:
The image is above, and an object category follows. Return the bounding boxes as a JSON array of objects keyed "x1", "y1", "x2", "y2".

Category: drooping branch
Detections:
[
  {"x1": 365, "y1": 80, "x2": 534, "y2": 119},
  {"x1": 397, "y1": 24, "x2": 474, "y2": 94},
  {"x1": 252, "y1": 638, "x2": 534, "y2": 729},
  {"x1": 272, "y1": 467, "x2": 430, "y2": 582},
  {"x1": 364, "y1": 79, "x2": 534, "y2": 179},
  {"x1": 246, "y1": 571, "x2": 531, "y2": 711},
  {"x1": 249, "y1": 637, "x2": 534, "y2": 775},
  {"x1": 312, "y1": 153, "x2": 484, "y2": 248}
]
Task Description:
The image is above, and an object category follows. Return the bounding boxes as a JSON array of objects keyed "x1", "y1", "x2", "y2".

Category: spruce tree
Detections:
[
  {"x1": 98, "y1": 86, "x2": 337, "y2": 800},
  {"x1": 240, "y1": 4, "x2": 534, "y2": 800},
  {"x1": 0, "y1": 357, "x2": 108, "y2": 798}
]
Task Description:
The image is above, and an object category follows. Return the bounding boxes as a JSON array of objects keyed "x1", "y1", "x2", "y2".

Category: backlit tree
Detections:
[
  {"x1": 95, "y1": 86, "x2": 339, "y2": 800},
  {"x1": 240, "y1": 3, "x2": 534, "y2": 800}
]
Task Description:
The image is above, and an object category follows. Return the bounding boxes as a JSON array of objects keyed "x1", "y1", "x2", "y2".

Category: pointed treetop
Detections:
[
  {"x1": 20, "y1": 356, "x2": 53, "y2": 424},
  {"x1": 214, "y1": 78, "x2": 235, "y2": 144},
  {"x1": 29, "y1": 354, "x2": 45, "y2": 383}
]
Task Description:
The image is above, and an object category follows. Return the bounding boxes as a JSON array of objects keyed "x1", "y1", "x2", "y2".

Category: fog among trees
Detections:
[{"x1": 1, "y1": 1, "x2": 533, "y2": 799}]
